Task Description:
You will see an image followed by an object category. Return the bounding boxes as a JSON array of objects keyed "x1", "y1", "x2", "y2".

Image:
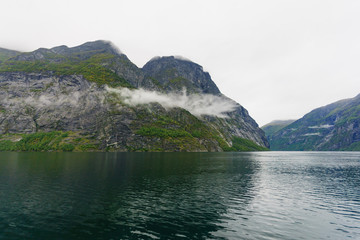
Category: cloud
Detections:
[
  {"x1": 1, "y1": 90, "x2": 104, "y2": 111},
  {"x1": 105, "y1": 86, "x2": 238, "y2": 118},
  {"x1": 1, "y1": 85, "x2": 237, "y2": 118},
  {"x1": 308, "y1": 124, "x2": 334, "y2": 129},
  {"x1": 107, "y1": 41, "x2": 123, "y2": 55},
  {"x1": 22, "y1": 93, "x2": 82, "y2": 108},
  {"x1": 174, "y1": 55, "x2": 192, "y2": 62},
  {"x1": 303, "y1": 133, "x2": 321, "y2": 136}
]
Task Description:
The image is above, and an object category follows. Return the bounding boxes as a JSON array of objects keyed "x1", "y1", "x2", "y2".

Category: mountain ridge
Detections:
[
  {"x1": 268, "y1": 94, "x2": 360, "y2": 151},
  {"x1": 0, "y1": 47, "x2": 20, "y2": 62},
  {"x1": 261, "y1": 119, "x2": 296, "y2": 138}
]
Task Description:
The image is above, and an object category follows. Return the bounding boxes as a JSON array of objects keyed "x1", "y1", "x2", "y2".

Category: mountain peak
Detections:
[
  {"x1": 70, "y1": 40, "x2": 123, "y2": 56},
  {"x1": 9, "y1": 40, "x2": 125, "y2": 62},
  {"x1": 146, "y1": 56, "x2": 201, "y2": 69},
  {"x1": 142, "y1": 56, "x2": 220, "y2": 94}
]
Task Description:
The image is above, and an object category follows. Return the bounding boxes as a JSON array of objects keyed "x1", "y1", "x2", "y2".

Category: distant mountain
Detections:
[
  {"x1": 269, "y1": 94, "x2": 360, "y2": 151},
  {"x1": 0, "y1": 48, "x2": 20, "y2": 62},
  {"x1": 261, "y1": 120, "x2": 295, "y2": 138},
  {"x1": 0, "y1": 40, "x2": 268, "y2": 152}
]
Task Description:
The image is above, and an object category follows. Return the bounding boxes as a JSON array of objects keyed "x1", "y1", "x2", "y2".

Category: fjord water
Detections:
[{"x1": 0, "y1": 152, "x2": 359, "y2": 239}]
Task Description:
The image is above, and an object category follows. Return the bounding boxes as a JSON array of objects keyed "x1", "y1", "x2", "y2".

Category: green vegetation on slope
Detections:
[
  {"x1": 341, "y1": 141, "x2": 360, "y2": 151},
  {"x1": 136, "y1": 126, "x2": 192, "y2": 138},
  {"x1": 132, "y1": 108, "x2": 268, "y2": 152},
  {"x1": 0, "y1": 96, "x2": 268, "y2": 153},
  {"x1": 0, "y1": 48, "x2": 20, "y2": 62},
  {"x1": 129, "y1": 111, "x2": 207, "y2": 151},
  {"x1": 0, "y1": 131, "x2": 99, "y2": 152},
  {"x1": 221, "y1": 137, "x2": 269, "y2": 151},
  {"x1": 0, "y1": 53, "x2": 132, "y2": 87}
]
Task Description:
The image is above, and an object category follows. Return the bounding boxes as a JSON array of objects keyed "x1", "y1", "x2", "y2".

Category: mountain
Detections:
[
  {"x1": 262, "y1": 120, "x2": 296, "y2": 138},
  {"x1": 0, "y1": 48, "x2": 20, "y2": 62},
  {"x1": 141, "y1": 56, "x2": 220, "y2": 94},
  {"x1": 0, "y1": 40, "x2": 268, "y2": 152},
  {"x1": 269, "y1": 94, "x2": 360, "y2": 151}
]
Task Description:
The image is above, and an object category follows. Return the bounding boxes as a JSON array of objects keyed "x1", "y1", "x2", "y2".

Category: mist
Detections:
[
  {"x1": 105, "y1": 86, "x2": 238, "y2": 118},
  {"x1": 1, "y1": 90, "x2": 104, "y2": 111},
  {"x1": 1, "y1": 83, "x2": 238, "y2": 118}
]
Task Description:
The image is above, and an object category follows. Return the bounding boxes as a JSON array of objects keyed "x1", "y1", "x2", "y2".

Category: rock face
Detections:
[
  {"x1": 0, "y1": 72, "x2": 104, "y2": 134},
  {"x1": 0, "y1": 40, "x2": 269, "y2": 151},
  {"x1": 142, "y1": 56, "x2": 220, "y2": 94},
  {"x1": 269, "y1": 94, "x2": 360, "y2": 151}
]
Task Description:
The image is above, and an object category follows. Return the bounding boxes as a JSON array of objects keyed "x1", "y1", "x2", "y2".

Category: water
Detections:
[{"x1": 0, "y1": 152, "x2": 359, "y2": 239}]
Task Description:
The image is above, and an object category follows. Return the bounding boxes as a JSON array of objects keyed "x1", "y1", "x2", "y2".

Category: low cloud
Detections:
[
  {"x1": 1, "y1": 86, "x2": 238, "y2": 118},
  {"x1": 308, "y1": 124, "x2": 334, "y2": 129},
  {"x1": 1, "y1": 91, "x2": 104, "y2": 110},
  {"x1": 105, "y1": 86, "x2": 238, "y2": 118},
  {"x1": 108, "y1": 41, "x2": 123, "y2": 55},
  {"x1": 303, "y1": 133, "x2": 321, "y2": 136}
]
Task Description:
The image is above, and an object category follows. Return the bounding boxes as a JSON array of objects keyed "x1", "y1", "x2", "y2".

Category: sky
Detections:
[{"x1": 1, "y1": 0, "x2": 359, "y2": 126}]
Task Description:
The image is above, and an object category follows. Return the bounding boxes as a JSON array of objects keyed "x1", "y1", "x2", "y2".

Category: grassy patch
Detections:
[
  {"x1": 0, "y1": 131, "x2": 101, "y2": 152},
  {"x1": 213, "y1": 135, "x2": 232, "y2": 151},
  {"x1": 340, "y1": 141, "x2": 360, "y2": 151},
  {"x1": 136, "y1": 126, "x2": 192, "y2": 138},
  {"x1": 231, "y1": 137, "x2": 269, "y2": 151},
  {"x1": 214, "y1": 135, "x2": 268, "y2": 152},
  {"x1": 1, "y1": 131, "x2": 65, "y2": 151},
  {"x1": 60, "y1": 143, "x2": 75, "y2": 152}
]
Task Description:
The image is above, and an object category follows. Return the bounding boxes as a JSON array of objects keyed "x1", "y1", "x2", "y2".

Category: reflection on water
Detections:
[{"x1": 0, "y1": 152, "x2": 359, "y2": 239}]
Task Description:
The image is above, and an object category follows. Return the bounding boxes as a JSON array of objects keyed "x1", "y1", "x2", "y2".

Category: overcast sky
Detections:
[{"x1": 1, "y1": 0, "x2": 359, "y2": 126}]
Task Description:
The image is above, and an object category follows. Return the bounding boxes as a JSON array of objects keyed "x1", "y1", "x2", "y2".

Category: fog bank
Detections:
[{"x1": 106, "y1": 86, "x2": 238, "y2": 118}]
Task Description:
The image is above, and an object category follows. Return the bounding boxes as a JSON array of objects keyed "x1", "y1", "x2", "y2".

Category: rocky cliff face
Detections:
[
  {"x1": 142, "y1": 56, "x2": 220, "y2": 94},
  {"x1": 269, "y1": 94, "x2": 360, "y2": 151},
  {"x1": 0, "y1": 40, "x2": 268, "y2": 151}
]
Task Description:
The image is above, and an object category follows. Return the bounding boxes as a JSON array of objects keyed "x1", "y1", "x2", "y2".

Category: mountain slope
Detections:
[
  {"x1": 0, "y1": 48, "x2": 20, "y2": 62},
  {"x1": 269, "y1": 94, "x2": 360, "y2": 151},
  {"x1": 0, "y1": 40, "x2": 268, "y2": 152},
  {"x1": 0, "y1": 41, "x2": 139, "y2": 88},
  {"x1": 262, "y1": 120, "x2": 295, "y2": 138}
]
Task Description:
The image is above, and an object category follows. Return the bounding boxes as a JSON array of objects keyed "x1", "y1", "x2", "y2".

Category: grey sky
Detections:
[{"x1": 1, "y1": 0, "x2": 359, "y2": 126}]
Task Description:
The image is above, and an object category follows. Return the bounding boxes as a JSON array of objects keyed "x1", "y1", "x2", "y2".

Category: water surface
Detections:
[{"x1": 0, "y1": 152, "x2": 359, "y2": 239}]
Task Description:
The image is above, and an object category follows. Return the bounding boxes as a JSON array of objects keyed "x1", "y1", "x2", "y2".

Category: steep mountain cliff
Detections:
[
  {"x1": 269, "y1": 94, "x2": 360, "y2": 151},
  {"x1": 0, "y1": 40, "x2": 268, "y2": 152},
  {"x1": 141, "y1": 56, "x2": 220, "y2": 94}
]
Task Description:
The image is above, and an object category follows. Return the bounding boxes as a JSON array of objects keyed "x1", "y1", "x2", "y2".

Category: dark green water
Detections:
[{"x1": 0, "y1": 152, "x2": 359, "y2": 239}]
